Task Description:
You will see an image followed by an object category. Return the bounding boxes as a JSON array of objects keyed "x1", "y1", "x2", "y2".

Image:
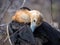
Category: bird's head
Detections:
[{"x1": 29, "y1": 10, "x2": 43, "y2": 32}]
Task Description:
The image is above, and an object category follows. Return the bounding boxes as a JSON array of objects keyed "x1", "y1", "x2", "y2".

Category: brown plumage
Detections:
[{"x1": 12, "y1": 9, "x2": 31, "y2": 23}]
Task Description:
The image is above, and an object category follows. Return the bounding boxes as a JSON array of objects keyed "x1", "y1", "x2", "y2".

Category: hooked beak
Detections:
[{"x1": 30, "y1": 22, "x2": 36, "y2": 32}]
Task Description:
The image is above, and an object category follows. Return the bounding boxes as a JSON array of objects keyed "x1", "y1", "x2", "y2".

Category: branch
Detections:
[{"x1": 20, "y1": 0, "x2": 26, "y2": 8}]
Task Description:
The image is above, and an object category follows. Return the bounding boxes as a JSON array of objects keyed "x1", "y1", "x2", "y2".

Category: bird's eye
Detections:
[{"x1": 33, "y1": 20, "x2": 35, "y2": 22}]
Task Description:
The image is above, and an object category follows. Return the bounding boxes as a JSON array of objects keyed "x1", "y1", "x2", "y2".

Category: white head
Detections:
[{"x1": 29, "y1": 10, "x2": 43, "y2": 32}]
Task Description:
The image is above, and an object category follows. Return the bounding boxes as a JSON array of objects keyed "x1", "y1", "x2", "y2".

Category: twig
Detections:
[
  {"x1": 6, "y1": 24, "x2": 13, "y2": 45},
  {"x1": 20, "y1": 0, "x2": 26, "y2": 8},
  {"x1": 4, "y1": 25, "x2": 25, "y2": 44}
]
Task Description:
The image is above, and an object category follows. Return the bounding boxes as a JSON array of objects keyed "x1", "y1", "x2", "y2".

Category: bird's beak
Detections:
[{"x1": 30, "y1": 22, "x2": 36, "y2": 32}]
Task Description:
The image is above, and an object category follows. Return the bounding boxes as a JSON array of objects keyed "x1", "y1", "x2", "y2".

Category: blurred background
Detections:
[
  {"x1": 0, "y1": 0, "x2": 60, "y2": 45},
  {"x1": 0, "y1": 0, "x2": 60, "y2": 28}
]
